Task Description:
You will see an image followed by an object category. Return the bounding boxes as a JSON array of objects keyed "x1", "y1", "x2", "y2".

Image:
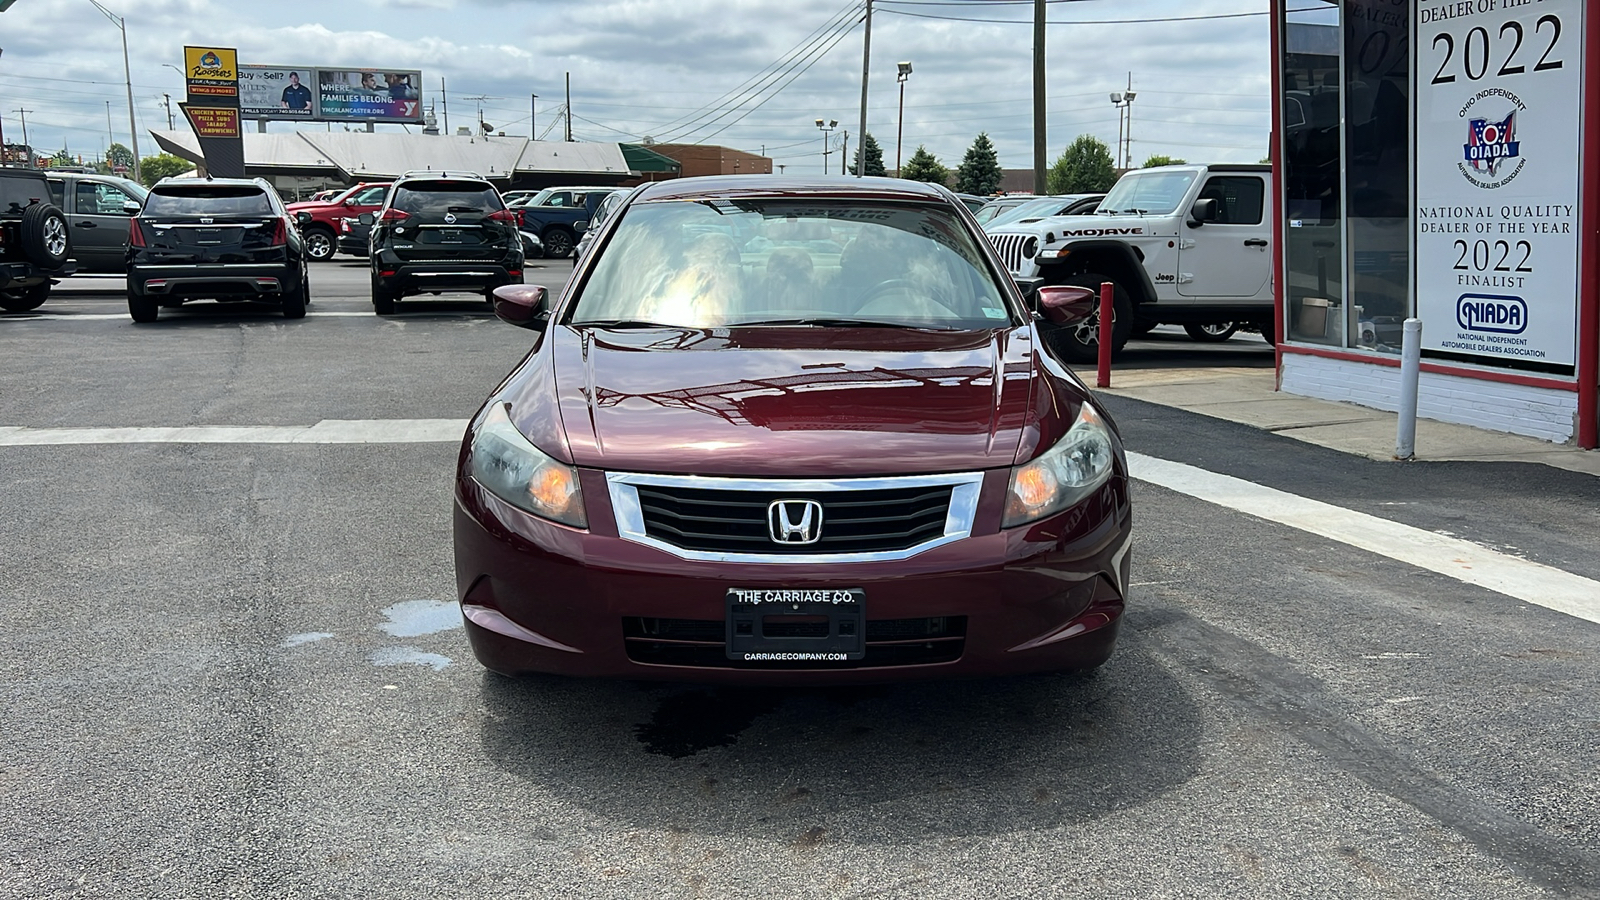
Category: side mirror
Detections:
[
  {"x1": 357, "y1": 212, "x2": 374, "y2": 226},
  {"x1": 295, "y1": 211, "x2": 314, "y2": 227},
  {"x1": 574, "y1": 219, "x2": 588, "y2": 233},
  {"x1": 122, "y1": 200, "x2": 142, "y2": 215},
  {"x1": 343, "y1": 197, "x2": 358, "y2": 207},
  {"x1": 1188, "y1": 197, "x2": 1218, "y2": 226},
  {"x1": 1034, "y1": 284, "x2": 1098, "y2": 326},
  {"x1": 492, "y1": 284, "x2": 549, "y2": 330}
]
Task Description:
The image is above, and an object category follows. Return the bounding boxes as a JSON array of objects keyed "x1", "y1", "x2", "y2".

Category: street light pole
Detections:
[
  {"x1": 90, "y1": 1, "x2": 141, "y2": 184},
  {"x1": 1122, "y1": 75, "x2": 1136, "y2": 170},
  {"x1": 815, "y1": 118, "x2": 837, "y2": 174},
  {"x1": 895, "y1": 61, "x2": 912, "y2": 177}
]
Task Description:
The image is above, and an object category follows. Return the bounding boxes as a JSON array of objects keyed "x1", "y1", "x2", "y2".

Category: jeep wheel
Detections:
[
  {"x1": 1184, "y1": 322, "x2": 1238, "y2": 343},
  {"x1": 304, "y1": 227, "x2": 336, "y2": 262},
  {"x1": 127, "y1": 289, "x2": 159, "y2": 323},
  {"x1": 21, "y1": 204, "x2": 71, "y2": 268},
  {"x1": 541, "y1": 227, "x2": 575, "y2": 259},
  {"x1": 1044, "y1": 274, "x2": 1132, "y2": 364},
  {"x1": 0, "y1": 283, "x2": 51, "y2": 312}
]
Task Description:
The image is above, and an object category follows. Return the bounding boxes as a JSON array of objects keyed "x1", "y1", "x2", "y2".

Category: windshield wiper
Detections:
[
  {"x1": 574, "y1": 319, "x2": 676, "y2": 329},
  {"x1": 737, "y1": 317, "x2": 938, "y2": 329}
]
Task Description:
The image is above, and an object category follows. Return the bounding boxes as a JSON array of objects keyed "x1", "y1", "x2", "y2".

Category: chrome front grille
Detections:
[{"x1": 606, "y1": 472, "x2": 985, "y2": 563}]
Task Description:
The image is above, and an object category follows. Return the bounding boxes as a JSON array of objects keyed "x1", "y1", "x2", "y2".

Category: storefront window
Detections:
[
  {"x1": 1281, "y1": 3, "x2": 1343, "y2": 346},
  {"x1": 1344, "y1": 0, "x2": 1410, "y2": 353}
]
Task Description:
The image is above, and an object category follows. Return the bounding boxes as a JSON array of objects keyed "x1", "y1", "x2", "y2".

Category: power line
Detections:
[{"x1": 877, "y1": 6, "x2": 1317, "y2": 24}]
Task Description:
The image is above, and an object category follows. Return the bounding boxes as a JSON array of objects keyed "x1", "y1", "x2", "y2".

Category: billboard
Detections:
[
  {"x1": 239, "y1": 66, "x2": 315, "y2": 119},
  {"x1": 184, "y1": 46, "x2": 238, "y2": 99},
  {"x1": 315, "y1": 69, "x2": 423, "y2": 122}
]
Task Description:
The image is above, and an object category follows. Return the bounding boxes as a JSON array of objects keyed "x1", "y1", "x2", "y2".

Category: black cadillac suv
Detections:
[
  {"x1": 125, "y1": 177, "x2": 309, "y2": 323},
  {"x1": 0, "y1": 168, "x2": 75, "y2": 312},
  {"x1": 364, "y1": 171, "x2": 523, "y2": 315}
]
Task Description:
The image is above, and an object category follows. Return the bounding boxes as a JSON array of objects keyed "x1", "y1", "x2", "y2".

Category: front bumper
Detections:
[{"x1": 452, "y1": 466, "x2": 1132, "y2": 685}]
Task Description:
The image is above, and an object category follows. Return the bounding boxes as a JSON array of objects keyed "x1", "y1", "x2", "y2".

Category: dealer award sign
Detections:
[{"x1": 1415, "y1": 0, "x2": 1586, "y2": 370}]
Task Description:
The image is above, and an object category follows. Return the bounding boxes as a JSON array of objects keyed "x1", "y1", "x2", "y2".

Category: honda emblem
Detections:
[{"x1": 767, "y1": 499, "x2": 823, "y2": 545}]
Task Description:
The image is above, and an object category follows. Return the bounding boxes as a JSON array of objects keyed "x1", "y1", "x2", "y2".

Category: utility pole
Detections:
[
  {"x1": 106, "y1": 101, "x2": 114, "y2": 152},
  {"x1": 89, "y1": 1, "x2": 141, "y2": 183},
  {"x1": 855, "y1": 0, "x2": 871, "y2": 176},
  {"x1": 530, "y1": 93, "x2": 537, "y2": 139},
  {"x1": 0, "y1": 49, "x2": 6, "y2": 168},
  {"x1": 565, "y1": 72, "x2": 572, "y2": 141},
  {"x1": 842, "y1": 131, "x2": 850, "y2": 177},
  {"x1": 162, "y1": 93, "x2": 173, "y2": 130},
  {"x1": 1032, "y1": 0, "x2": 1046, "y2": 194},
  {"x1": 13, "y1": 109, "x2": 30, "y2": 167},
  {"x1": 441, "y1": 76, "x2": 449, "y2": 134}
]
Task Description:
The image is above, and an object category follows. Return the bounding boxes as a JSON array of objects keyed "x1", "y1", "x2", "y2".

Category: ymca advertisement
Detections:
[
  {"x1": 315, "y1": 69, "x2": 423, "y2": 122},
  {"x1": 1414, "y1": 0, "x2": 1586, "y2": 370},
  {"x1": 239, "y1": 66, "x2": 316, "y2": 118}
]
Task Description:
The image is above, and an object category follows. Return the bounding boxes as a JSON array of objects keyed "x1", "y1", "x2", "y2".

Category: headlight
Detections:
[
  {"x1": 469, "y1": 402, "x2": 587, "y2": 528},
  {"x1": 1003, "y1": 402, "x2": 1115, "y2": 528}
]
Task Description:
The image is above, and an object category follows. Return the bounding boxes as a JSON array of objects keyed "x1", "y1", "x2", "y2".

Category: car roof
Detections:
[
  {"x1": 152, "y1": 177, "x2": 265, "y2": 189},
  {"x1": 634, "y1": 175, "x2": 956, "y2": 204}
]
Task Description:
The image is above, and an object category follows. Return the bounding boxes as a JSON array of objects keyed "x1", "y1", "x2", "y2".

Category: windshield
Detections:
[
  {"x1": 986, "y1": 196, "x2": 1078, "y2": 229},
  {"x1": 1099, "y1": 170, "x2": 1197, "y2": 215},
  {"x1": 571, "y1": 199, "x2": 1014, "y2": 331},
  {"x1": 143, "y1": 186, "x2": 274, "y2": 216}
]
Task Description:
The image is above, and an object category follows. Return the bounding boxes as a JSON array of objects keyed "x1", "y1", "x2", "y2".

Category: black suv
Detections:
[
  {"x1": 0, "y1": 168, "x2": 75, "y2": 312},
  {"x1": 126, "y1": 177, "x2": 309, "y2": 323},
  {"x1": 364, "y1": 171, "x2": 522, "y2": 315}
]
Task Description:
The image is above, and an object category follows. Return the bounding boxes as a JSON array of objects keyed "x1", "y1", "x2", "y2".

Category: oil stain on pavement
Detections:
[{"x1": 634, "y1": 689, "x2": 783, "y2": 759}]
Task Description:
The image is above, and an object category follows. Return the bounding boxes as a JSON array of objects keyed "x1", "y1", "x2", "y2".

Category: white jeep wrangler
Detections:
[{"x1": 985, "y1": 164, "x2": 1273, "y2": 361}]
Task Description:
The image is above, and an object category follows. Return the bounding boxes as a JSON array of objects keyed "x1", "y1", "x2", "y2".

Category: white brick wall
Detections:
[{"x1": 1281, "y1": 353, "x2": 1579, "y2": 443}]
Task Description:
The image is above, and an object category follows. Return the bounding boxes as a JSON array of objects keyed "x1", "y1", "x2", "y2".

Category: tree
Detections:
[
  {"x1": 49, "y1": 148, "x2": 74, "y2": 166},
  {"x1": 954, "y1": 132, "x2": 1003, "y2": 195},
  {"x1": 1141, "y1": 154, "x2": 1186, "y2": 168},
  {"x1": 899, "y1": 145, "x2": 948, "y2": 185},
  {"x1": 140, "y1": 153, "x2": 192, "y2": 186},
  {"x1": 851, "y1": 132, "x2": 887, "y2": 177},
  {"x1": 1047, "y1": 134, "x2": 1116, "y2": 194},
  {"x1": 107, "y1": 143, "x2": 135, "y2": 171}
]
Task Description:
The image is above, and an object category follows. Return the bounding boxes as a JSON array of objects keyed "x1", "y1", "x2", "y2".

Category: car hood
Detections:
[
  {"x1": 524, "y1": 325, "x2": 1053, "y2": 477},
  {"x1": 285, "y1": 201, "x2": 343, "y2": 214}
]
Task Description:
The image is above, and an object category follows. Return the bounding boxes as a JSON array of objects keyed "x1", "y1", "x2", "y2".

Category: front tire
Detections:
[
  {"x1": 128, "y1": 289, "x2": 159, "y2": 323},
  {"x1": 0, "y1": 283, "x2": 51, "y2": 312},
  {"x1": 1042, "y1": 273, "x2": 1133, "y2": 364},
  {"x1": 303, "y1": 227, "x2": 336, "y2": 262},
  {"x1": 1184, "y1": 322, "x2": 1239, "y2": 342}
]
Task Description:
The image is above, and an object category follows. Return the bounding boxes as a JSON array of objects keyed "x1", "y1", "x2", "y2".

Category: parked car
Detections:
[
  {"x1": 572, "y1": 186, "x2": 635, "y2": 262},
  {"x1": 952, "y1": 192, "x2": 989, "y2": 213},
  {"x1": 364, "y1": 169, "x2": 523, "y2": 315},
  {"x1": 125, "y1": 177, "x2": 309, "y2": 323},
  {"x1": 980, "y1": 193, "x2": 1104, "y2": 231},
  {"x1": 454, "y1": 175, "x2": 1132, "y2": 682},
  {"x1": 337, "y1": 215, "x2": 370, "y2": 257},
  {"x1": 42, "y1": 171, "x2": 149, "y2": 273},
  {"x1": 501, "y1": 190, "x2": 539, "y2": 205},
  {"x1": 0, "y1": 168, "x2": 75, "y2": 312},
  {"x1": 285, "y1": 182, "x2": 391, "y2": 262},
  {"x1": 971, "y1": 195, "x2": 1038, "y2": 225},
  {"x1": 514, "y1": 186, "x2": 623, "y2": 258}
]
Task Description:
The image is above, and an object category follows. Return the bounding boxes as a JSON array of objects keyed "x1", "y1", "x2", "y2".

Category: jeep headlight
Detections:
[
  {"x1": 1003, "y1": 402, "x2": 1115, "y2": 528},
  {"x1": 469, "y1": 402, "x2": 587, "y2": 528}
]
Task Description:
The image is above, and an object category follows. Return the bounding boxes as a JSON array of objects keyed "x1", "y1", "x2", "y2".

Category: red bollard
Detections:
[{"x1": 1096, "y1": 281, "x2": 1114, "y2": 388}]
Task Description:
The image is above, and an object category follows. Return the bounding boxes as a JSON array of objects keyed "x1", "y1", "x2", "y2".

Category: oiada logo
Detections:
[
  {"x1": 1457, "y1": 90, "x2": 1527, "y2": 189},
  {"x1": 1456, "y1": 293, "x2": 1527, "y2": 334}
]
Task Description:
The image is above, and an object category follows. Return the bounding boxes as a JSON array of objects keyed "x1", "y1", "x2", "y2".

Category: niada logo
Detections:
[
  {"x1": 1456, "y1": 89, "x2": 1527, "y2": 190},
  {"x1": 1456, "y1": 293, "x2": 1527, "y2": 334}
]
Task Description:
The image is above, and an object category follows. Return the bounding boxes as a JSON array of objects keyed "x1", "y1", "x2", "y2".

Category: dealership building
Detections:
[{"x1": 1269, "y1": 0, "x2": 1597, "y2": 447}]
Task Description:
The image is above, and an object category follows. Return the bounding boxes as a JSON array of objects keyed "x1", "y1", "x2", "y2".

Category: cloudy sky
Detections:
[{"x1": 0, "y1": 0, "x2": 1275, "y2": 173}]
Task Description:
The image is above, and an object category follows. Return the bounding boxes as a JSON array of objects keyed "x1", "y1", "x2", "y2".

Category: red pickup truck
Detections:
[{"x1": 286, "y1": 182, "x2": 391, "y2": 261}]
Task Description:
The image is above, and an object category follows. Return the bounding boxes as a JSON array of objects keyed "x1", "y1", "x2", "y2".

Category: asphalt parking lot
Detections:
[{"x1": 3, "y1": 263, "x2": 1598, "y2": 898}]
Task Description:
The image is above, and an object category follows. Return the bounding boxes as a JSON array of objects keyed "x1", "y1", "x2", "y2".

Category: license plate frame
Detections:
[{"x1": 725, "y1": 588, "x2": 865, "y2": 661}]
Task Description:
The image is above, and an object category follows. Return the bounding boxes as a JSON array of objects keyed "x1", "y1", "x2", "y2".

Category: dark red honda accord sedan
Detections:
[{"x1": 453, "y1": 176, "x2": 1132, "y2": 684}]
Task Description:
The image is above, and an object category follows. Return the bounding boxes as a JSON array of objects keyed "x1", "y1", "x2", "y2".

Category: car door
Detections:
[
  {"x1": 70, "y1": 179, "x2": 144, "y2": 272},
  {"x1": 1176, "y1": 174, "x2": 1271, "y2": 298}
]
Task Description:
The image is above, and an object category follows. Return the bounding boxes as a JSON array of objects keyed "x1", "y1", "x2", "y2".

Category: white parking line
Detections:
[
  {"x1": 1128, "y1": 451, "x2": 1600, "y2": 626},
  {"x1": 0, "y1": 419, "x2": 466, "y2": 445}
]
